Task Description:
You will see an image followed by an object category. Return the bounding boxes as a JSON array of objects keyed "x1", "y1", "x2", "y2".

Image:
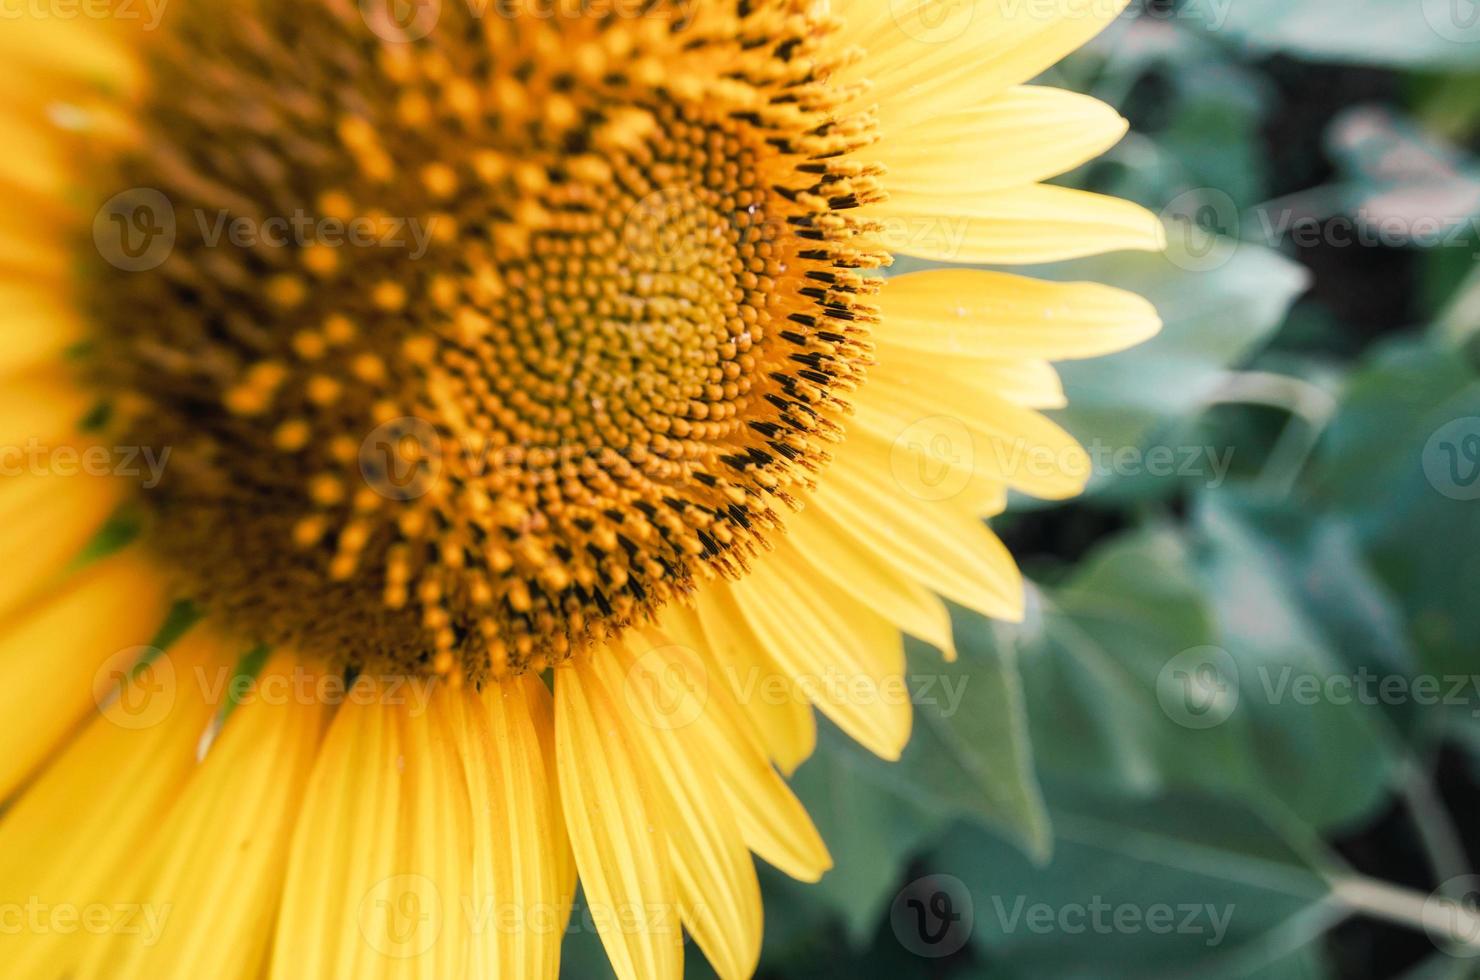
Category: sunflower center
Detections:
[{"x1": 84, "y1": 0, "x2": 886, "y2": 678}]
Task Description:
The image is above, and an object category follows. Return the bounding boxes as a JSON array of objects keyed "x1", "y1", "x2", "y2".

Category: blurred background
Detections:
[{"x1": 567, "y1": 0, "x2": 1480, "y2": 976}]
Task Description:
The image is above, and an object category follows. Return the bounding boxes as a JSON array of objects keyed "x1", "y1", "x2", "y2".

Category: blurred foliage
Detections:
[{"x1": 558, "y1": 1, "x2": 1480, "y2": 977}]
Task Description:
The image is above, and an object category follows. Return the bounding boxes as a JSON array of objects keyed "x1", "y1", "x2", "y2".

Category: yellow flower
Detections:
[{"x1": 0, "y1": 1, "x2": 1162, "y2": 977}]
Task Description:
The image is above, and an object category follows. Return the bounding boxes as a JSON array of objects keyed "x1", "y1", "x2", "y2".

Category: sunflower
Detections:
[{"x1": 0, "y1": 0, "x2": 1162, "y2": 977}]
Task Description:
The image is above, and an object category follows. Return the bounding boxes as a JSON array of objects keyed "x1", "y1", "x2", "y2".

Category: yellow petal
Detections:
[
  {"x1": 0, "y1": 467, "x2": 123, "y2": 619},
  {"x1": 873, "y1": 184, "x2": 1166, "y2": 264},
  {"x1": 691, "y1": 586, "x2": 816, "y2": 774},
  {"x1": 453, "y1": 677, "x2": 570, "y2": 980},
  {"x1": 728, "y1": 551, "x2": 912, "y2": 761},
  {"x1": 638, "y1": 612, "x2": 833, "y2": 884},
  {"x1": 788, "y1": 508, "x2": 956, "y2": 659},
  {"x1": 0, "y1": 226, "x2": 71, "y2": 282},
  {"x1": 875, "y1": 349, "x2": 1066, "y2": 411},
  {"x1": 555, "y1": 657, "x2": 683, "y2": 980},
  {"x1": 0, "y1": 15, "x2": 141, "y2": 93},
  {"x1": 0, "y1": 369, "x2": 93, "y2": 449},
  {"x1": 394, "y1": 687, "x2": 475, "y2": 980},
  {"x1": 80, "y1": 654, "x2": 329, "y2": 979},
  {"x1": 852, "y1": 363, "x2": 1092, "y2": 501},
  {"x1": 270, "y1": 689, "x2": 400, "y2": 979},
  {"x1": 878, "y1": 268, "x2": 1162, "y2": 360},
  {"x1": 831, "y1": 0, "x2": 919, "y2": 51},
  {"x1": 812, "y1": 442, "x2": 1025, "y2": 621},
  {"x1": 0, "y1": 111, "x2": 72, "y2": 202},
  {"x1": 876, "y1": 86, "x2": 1127, "y2": 194},
  {"x1": 845, "y1": 415, "x2": 1013, "y2": 519},
  {"x1": 271, "y1": 679, "x2": 472, "y2": 980},
  {"x1": 0, "y1": 549, "x2": 170, "y2": 798},
  {"x1": 0, "y1": 628, "x2": 223, "y2": 977},
  {"x1": 517, "y1": 675, "x2": 579, "y2": 933},
  {"x1": 0, "y1": 284, "x2": 83, "y2": 379},
  {"x1": 592, "y1": 645, "x2": 762, "y2": 980},
  {"x1": 0, "y1": 86, "x2": 134, "y2": 213},
  {"x1": 860, "y1": 0, "x2": 1134, "y2": 128}
]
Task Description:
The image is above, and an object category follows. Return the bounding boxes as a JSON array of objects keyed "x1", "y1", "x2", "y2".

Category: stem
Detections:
[
  {"x1": 1204, "y1": 370, "x2": 1339, "y2": 497},
  {"x1": 1205, "y1": 371, "x2": 1337, "y2": 422},
  {"x1": 1329, "y1": 875, "x2": 1480, "y2": 952},
  {"x1": 1400, "y1": 757, "x2": 1472, "y2": 893}
]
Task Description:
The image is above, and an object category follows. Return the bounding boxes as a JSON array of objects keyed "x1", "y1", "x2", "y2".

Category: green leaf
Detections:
[
  {"x1": 912, "y1": 620, "x2": 1052, "y2": 862},
  {"x1": 1308, "y1": 339, "x2": 1480, "y2": 679},
  {"x1": 1396, "y1": 950, "x2": 1480, "y2": 980},
  {"x1": 1016, "y1": 513, "x2": 1399, "y2": 831},
  {"x1": 1016, "y1": 526, "x2": 1263, "y2": 797},
  {"x1": 1188, "y1": 493, "x2": 1417, "y2": 694},
  {"x1": 789, "y1": 728, "x2": 951, "y2": 945},
  {"x1": 932, "y1": 786, "x2": 1338, "y2": 979},
  {"x1": 1189, "y1": 494, "x2": 1402, "y2": 830},
  {"x1": 753, "y1": 867, "x2": 852, "y2": 974},
  {"x1": 784, "y1": 616, "x2": 1056, "y2": 945},
  {"x1": 824, "y1": 626, "x2": 1053, "y2": 863},
  {"x1": 753, "y1": 871, "x2": 938, "y2": 980},
  {"x1": 1430, "y1": 263, "x2": 1480, "y2": 348}
]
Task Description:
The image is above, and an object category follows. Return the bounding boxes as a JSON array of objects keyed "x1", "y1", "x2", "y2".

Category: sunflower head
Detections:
[{"x1": 85, "y1": 0, "x2": 890, "y2": 679}]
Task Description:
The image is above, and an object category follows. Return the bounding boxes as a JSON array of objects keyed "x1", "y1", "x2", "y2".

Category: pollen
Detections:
[{"x1": 85, "y1": 0, "x2": 888, "y2": 679}]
